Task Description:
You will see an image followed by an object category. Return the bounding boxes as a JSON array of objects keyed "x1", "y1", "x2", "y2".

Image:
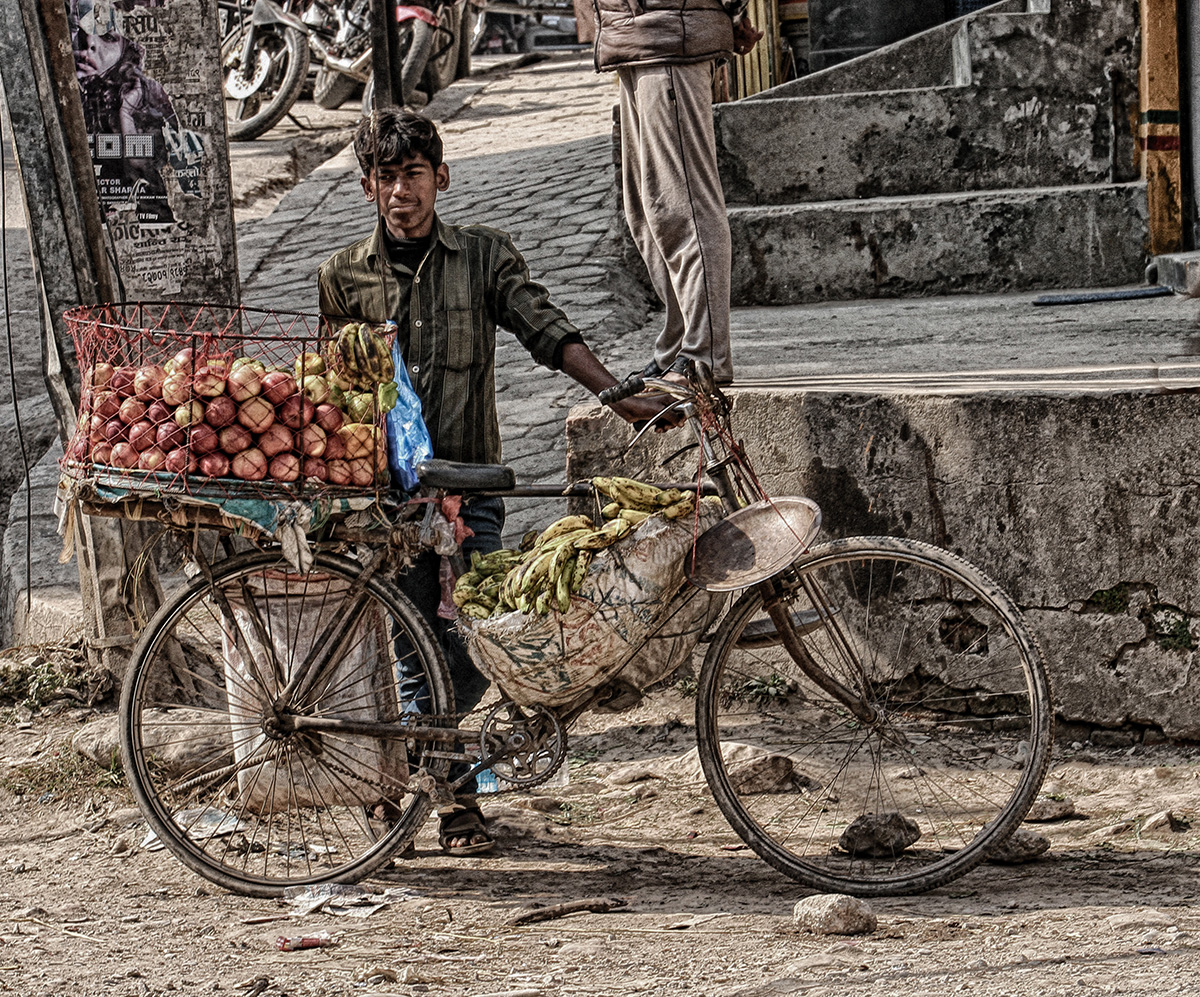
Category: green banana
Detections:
[
  {"x1": 661, "y1": 496, "x2": 696, "y2": 520},
  {"x1": 601, "y1": 501, "x2": 621, "y2": 520},
  {"x1": 555, "y1": 559, "x2": 572, "y2": 613},
  {"x1": 570, "y1": 550, "x2": 592, "y2": 591},
  {"x1": 537, "y1": 515, "x2": 595, "y2": 546},
  {"x1": 618, "y1": 508, "x2": 652, "y2": 526}
]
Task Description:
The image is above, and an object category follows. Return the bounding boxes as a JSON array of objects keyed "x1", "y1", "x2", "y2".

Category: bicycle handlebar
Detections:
[{"x1": 598, "y1": 377, "x2": 645, "y2": 407}]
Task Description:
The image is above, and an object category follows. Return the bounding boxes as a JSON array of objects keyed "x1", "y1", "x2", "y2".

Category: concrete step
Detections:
[
  {"x1": 763, "y1": 0, "x2": 1026, "y2": 99},
  {"x1": 717, "y1": 84, "x2": 1121, "y2": 206},
  {"x1": 729, "y1": 182, "x2": 1148, "y2": 305}
]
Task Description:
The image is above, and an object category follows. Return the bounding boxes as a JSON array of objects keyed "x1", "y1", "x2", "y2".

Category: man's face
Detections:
[{"x1": 361, "y1": 154, "x2": 450, "y2": 240}]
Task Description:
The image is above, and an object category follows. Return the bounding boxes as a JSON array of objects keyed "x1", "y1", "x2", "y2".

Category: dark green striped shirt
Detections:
[{"x1": 317, "y1": 216, "x2": 579, "y2": 465}]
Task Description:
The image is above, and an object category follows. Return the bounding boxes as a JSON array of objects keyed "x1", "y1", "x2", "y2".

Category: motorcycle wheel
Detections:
[
  {"x1": 313, "y1": 64, "x2": 361, "y2": 111},
  {"x1": 223, "y1": 23, "x2": 310, "y2": 141},
  {"x1": 360, "y1": 20, "x2": 438, "y2": 115},
  {"x1": 422, "y1": 5, "x2": 464, "y2": 94}
]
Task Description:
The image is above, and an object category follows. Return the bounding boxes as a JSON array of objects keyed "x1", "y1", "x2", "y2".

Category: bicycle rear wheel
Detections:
[
  {"x1": 697, "y1": 536, "x2": 1052, "y2": 896},
  {"x1": 120, "y1": 549, "x2": 452, "y2": 897}
]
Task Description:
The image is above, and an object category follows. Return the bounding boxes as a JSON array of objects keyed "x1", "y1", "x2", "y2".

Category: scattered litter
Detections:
[
  {"x1": 1137, "y1": 945, "x2": 1168, "y2": 955},
  {"x1": 276, "y1": 931, "x2": 338, "y2": 951},
  {"x1": 282, "y1": 883, "x2": 421, "y2": 918},
  {"x1": 720, "y1": 843, "x2": 747, "y2": 852},
  {"x1": 141, "y1": 807, "x2": 250, "y2": 850}
]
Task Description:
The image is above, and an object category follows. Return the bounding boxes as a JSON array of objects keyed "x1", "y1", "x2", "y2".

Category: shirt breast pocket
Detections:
[{"x1": 444, "y1": 309, "x2": 476, "y2": 371}]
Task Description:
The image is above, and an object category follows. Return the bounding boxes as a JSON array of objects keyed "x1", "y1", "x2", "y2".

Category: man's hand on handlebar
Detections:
[{"x1": 611, "y1": 392, "x2": 684, "y2": 432}]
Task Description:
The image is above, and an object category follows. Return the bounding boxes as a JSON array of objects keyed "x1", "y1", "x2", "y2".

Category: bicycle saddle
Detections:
[{"x1": 415, "y1": 459, "x2": 516, "y2": 491}]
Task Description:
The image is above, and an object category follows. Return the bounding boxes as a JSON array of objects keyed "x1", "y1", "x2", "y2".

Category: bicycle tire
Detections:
[
  {"x1": 223, "y1": 23, "x2": 310, "y2": 141},
  {"x1": 314, "y1": 64, "x2": 360, "y2": 110},
  {"x1": 696, "y1": 536, "x2": 1053, "y2": 896},
  {"x1": 120, "y1": 549, "x2": 453, "y2": 898}
]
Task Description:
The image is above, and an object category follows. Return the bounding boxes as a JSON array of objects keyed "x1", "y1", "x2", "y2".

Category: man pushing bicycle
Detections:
[{"x1": 318, "y1": 109, "x2": 675, "y2": 855}]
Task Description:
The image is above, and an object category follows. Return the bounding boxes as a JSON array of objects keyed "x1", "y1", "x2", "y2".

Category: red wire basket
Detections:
[{"x1": 61, "y1": 302, "x2": 393, "y2": 504}]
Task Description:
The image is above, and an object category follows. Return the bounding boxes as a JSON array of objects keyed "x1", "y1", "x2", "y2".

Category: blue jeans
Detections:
[{"x1": 394, "y1": 497, "x2": 505, "y2": 796}]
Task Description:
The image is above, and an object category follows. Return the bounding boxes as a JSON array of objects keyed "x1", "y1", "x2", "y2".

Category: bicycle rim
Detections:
[
  {"x1": 120, "y1": 550, "x2": 452, "y2": 897},
  {"x1": 697, "y1": 536, "x2": 1052, "y2": 896}
]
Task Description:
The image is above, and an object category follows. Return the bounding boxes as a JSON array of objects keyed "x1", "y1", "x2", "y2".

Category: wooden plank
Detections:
[{"x1": 1139, "y1": 0, "x2": 1183, "y2": 255}]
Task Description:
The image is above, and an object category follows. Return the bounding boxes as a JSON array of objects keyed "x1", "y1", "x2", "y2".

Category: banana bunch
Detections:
[
  {"x1": 330, "y1": 322, "x2": 396, "y2": 392},
  {"x1": 455, "y1": 512, "x2": 638, "y2": 620},
  {"x1": 593, "y1": 475, "x2": 697, "y2": 522},
  {"x1": 452, "y1": 548, "x2": 525, "y2": 620}
]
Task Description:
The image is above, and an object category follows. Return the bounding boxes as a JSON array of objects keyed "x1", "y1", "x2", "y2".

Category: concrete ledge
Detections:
[
  {"x1": 567, "y1": 385, "x2": 1200, "y2": 738},
  {"x1": 729, "y1": 183, "x2": 1149, "y2": 305},
  {"x1": 717, "y1": 85, "x2": 1116, "y2": 206}
]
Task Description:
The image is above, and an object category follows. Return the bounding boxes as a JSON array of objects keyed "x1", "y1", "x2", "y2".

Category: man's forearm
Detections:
[{"x1": 559, "y1": 341, "x2": 620, "y2": 395}]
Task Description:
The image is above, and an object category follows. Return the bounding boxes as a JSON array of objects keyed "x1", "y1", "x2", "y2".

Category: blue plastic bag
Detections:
[{"x1": 384, "y1": 329, "x2": 433, "y2": 491}]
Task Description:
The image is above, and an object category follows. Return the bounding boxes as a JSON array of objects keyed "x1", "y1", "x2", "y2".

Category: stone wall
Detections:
[{"x1": 566, "y1": 388, "x2": 1200, "y2": 739}]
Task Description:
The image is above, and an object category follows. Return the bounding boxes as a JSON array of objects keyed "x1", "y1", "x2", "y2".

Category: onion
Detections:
[
  {"x1": 261, "y1": 370, "x2": 298, "y2": 406},
  {"x1": 237, "y1": 396, "x2": 275, "y2": 434},
  {"x1": 205, "y1": 394, "x2": 238, "y2": 429},
  {"x1": 110, "y1": 441, "x2": 139, "y2": 468},
  {"x1": 133, "y1": 364, "x2": 166, "y2": 401},
  {"x1": 314, "y1": 403, "x2": 344, "y2": 434},
  {"x1": 110, "y1": 367, "x2": 136, "y2": 397},
  {"x1": 299, "y1": 423, "x2": 327, "y2": 457},
  {"x1": 138, "y1": 447, "x2": 168, "y2": 471},
  {"x1": 232, "y1": 447, "x2": 268, "y2": 481},
  {"x1": 198, "y1": 452, "x2": 230, "y2": 478},
  {"x1": 92, "y1": 362, "x2": 115, "y2": 389},
  {"x1": 92, "y1": 442, "x2": 113, "y2": 464},
  {"x1": 326, "y1": 459, "x2": 351, "y2": 485},
  {"x1": 128, "y1": 420, "x2": 157, "y2": 452},
  {"x1": 257, "y1": 422, "x2": 293, "y2": 458},
  {"x1": 103, "y1": 418, "x2": 127, "y2": 443},
  {"x1": 165, "y1": 447, "x2": 197, "y2": 474},
  {"x1": 118, "y1": 396, "x2": 147, "y2": 425},
  {"x1": 279, "y1": 394, "x2": 315, "y2": 430},
  {"x1": 193, "y1": 365, "x2": 227, "y2": 398},
  {"x1": 93, "y1": 389, "x2": 120, "y2": 421},
  {"x1": 226, "y1": 363, "x2": 262, "y2": 402},
  {"x1": 68, "y1": 434, "x2": 90, "y2": 462},
  {"x1": 146, "y1": 399, "x2": 172, "y2": 424},
  {"x1": 347, "y1": 457, "x2": 376, "y2": 488},
  {"x1": 161, "y1": 371, "x2": 191, "y2": 407},
  {"x1": 322, "y1": 432, "x2": 345, "y2": 461},
  {"x1": 218, "y1": 424, "x2": 253, "y2": 455},
  {"x1": 174, "y1": 400, "x2": 205, "y2": 427},
  {"x1": 189, "y1": 422, "x2": 220, "y2": 455},
  {"x1": 88, "y1": 414, "x2": 107, "y2": 444},
  {"x1": 269, "y1": 453, "x2": 301, "y2": 482},
  {"x1": 303, "y1": 457, "x2": 328, "y2": 481},
  {"x1": 156, "y1": 421, "x2": 185, "y2": 451},
  {"x1": 166, "y1": 347, "x2": 195, "y2": 376}
]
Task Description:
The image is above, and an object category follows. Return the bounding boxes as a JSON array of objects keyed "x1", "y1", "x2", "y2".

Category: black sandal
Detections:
[{"x1": 438, "y1": 804, "x2": 495, "y2": 856}]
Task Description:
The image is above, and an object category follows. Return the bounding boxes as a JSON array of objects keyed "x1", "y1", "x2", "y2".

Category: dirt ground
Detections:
[{"x1": 3, "y1": 651, "x2": 1200, "y2": 997}]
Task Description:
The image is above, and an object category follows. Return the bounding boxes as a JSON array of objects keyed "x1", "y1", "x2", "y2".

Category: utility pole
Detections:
[
  {"x1": 370, "y1": 0, "x2": 404, "y2": 108},
  {"x1": 0, "y1": 0, "x2": 237, "y2": 681}
]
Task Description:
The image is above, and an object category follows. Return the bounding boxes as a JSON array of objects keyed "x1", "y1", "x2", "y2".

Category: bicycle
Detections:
[{"x1": 113, "y1": 361, "x2": 1053, "y2": 899}]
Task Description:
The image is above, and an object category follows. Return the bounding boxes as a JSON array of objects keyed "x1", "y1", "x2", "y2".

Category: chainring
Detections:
[{"x1": 479, "y1": 701, "x2": 567, "y2": 789}]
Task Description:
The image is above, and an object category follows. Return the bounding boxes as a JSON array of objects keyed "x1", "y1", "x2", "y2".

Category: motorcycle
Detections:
[
  {"x1": 307, "y1": 0, "x2": 474, "y2": 115},
  {"x1": 220, "y1": 0, "x2": 312, "y2": 141}
]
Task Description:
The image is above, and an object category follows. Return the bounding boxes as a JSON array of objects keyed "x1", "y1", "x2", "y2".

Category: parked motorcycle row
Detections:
[{"x1": 222, "y1": 0, "x2": 582, "y2": 141}]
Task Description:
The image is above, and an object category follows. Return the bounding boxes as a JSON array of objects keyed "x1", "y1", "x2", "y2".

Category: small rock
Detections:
[
  {"x1": 727, "y1": 753, "x2": 796, "y2": 794},
  {"x1": 1106, "y1": 909, "x2": 1177, "y2": 931},
  {"x1": 632, "y1": 784, "x2": 658, "y2": 801},
  {"x1": 838, "y1": 813, "x2": 920, "y2": 858},
  {"x1": 523, "y1": 796, "x2": 564, "y2": 813},
  {"x1": 987, "y1": 829, "x2": 1050, "y2": 865},
  {"x1": 353, "y1": 966, "x2": 398, "y2": 983},
  {"x1": 896, "y1": 767, "x2": 924, "y2": 780},
  {"x1": 1023, "y1": 796, "x2": 1076, "y2": 822},
  {"x1": 793, "y1": 894, "x2": 877, "y2": 936},
  {"x1": 1142, "y1": 810, "x2": 1187, "y2": 833},
  {"x1": 966, "y1": 959, "x2": 988, "y2": 970},
  {"x1": 1089, "y1": 820, "x2": 1133, "y2": 839},
  {"x1": 110, "y1": 835, "x2": 134, "y2": 856}
]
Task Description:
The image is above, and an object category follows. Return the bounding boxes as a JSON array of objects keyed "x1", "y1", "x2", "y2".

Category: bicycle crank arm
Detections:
[{"x1": 288, "y1": 715, "x2": 473, "y2": 742}]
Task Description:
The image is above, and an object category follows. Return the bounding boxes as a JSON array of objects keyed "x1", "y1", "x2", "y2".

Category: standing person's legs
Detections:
[
  {"x1": 394, "y1": 496, "x2": 505, "y2": 853},
  {"x1": 618, "y1": 61, "x2": 733, "y2": 383}
]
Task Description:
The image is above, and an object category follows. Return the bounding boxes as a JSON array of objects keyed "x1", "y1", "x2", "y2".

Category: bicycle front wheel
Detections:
[
  {"x1": 120, "y1": 550, "x2": 452, "y2": 897},
  {"x1": 697, "y1": 536, "x2": 1052, "y2": 896}
]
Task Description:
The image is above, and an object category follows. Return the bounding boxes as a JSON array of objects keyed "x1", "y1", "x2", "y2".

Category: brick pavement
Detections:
[{"x1": 240, "y1": 55, "x2": 656, "y2": 539}]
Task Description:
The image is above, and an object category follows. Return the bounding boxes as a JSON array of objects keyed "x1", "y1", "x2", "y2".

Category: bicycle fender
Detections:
[{"x1": 396, "y1": 4, "x2": 441, "y2": 27}]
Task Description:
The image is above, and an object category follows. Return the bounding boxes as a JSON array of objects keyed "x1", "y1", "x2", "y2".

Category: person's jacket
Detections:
[{"x1": 592, "y1": 0, "x2": 744, "y2": 71}]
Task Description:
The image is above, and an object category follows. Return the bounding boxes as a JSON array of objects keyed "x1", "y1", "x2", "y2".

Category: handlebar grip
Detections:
[{"x1": 598, "y1": 377, "x2": 644, "y2": 407}]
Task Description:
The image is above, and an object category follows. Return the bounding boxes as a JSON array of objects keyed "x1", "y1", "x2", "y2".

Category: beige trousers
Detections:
[{"x1": 618, "y1": 60, "x2": 733, "y2": 382}]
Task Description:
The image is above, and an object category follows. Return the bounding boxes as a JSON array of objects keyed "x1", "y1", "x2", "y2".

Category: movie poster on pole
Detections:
[{"x1": 67, "y1": 0, "x2": 238, "y2": 302}]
